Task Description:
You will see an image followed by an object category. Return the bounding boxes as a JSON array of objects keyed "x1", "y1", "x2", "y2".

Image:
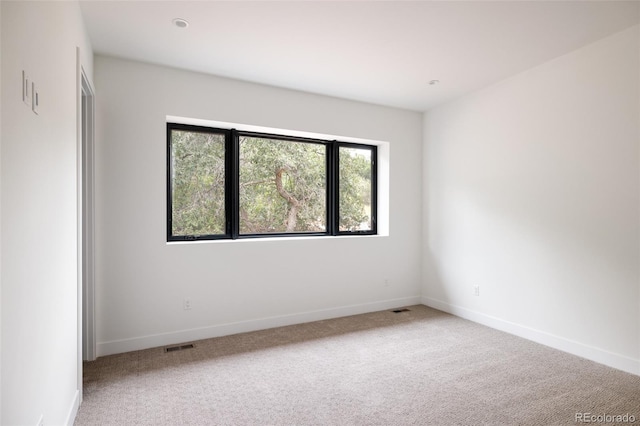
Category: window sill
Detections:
[{"x1": 166, "y1": 233, "x2": 387, "y2": 246}]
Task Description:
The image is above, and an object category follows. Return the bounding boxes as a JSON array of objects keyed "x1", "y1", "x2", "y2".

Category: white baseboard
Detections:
[
  {"x1": 422, "y1": 296, "x2": 640, "y2": 376},
  {"x1": 65, "y1": 389, "x2": 80, "y2": 426},
  {"x1": 97, "y1": 296, "x2": 422, "y2": 357}
]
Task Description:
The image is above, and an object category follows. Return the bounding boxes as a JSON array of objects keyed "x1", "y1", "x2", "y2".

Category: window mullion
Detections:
[
  {"x1": 230, "y1": 129, "x2": 239, "y2": 239},
  {"x1": 329, "y1": 141, "x2": 338, "y2": 236}
]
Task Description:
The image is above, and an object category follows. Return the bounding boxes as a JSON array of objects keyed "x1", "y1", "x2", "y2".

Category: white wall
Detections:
[
  {"x1": 1, "y1": 1, "x2": 93, "y2": 424},
  {"x1": 423, "y1": 25, "x2": 640, "y2": 374},
  {"x1": 94, "y1": 56, "x2": 423, "y2": 356}
]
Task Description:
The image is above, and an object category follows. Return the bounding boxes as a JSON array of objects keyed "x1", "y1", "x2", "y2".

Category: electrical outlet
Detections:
[
  {"x1": 384, "y1": 278, "x2": 390, "y2": 287},
  {"x1": 22, "y1": 71, "x2": 31, "y2": 106},
  {"x1": 473, "y1": 285, "x2": 480, "y2": 296},
  {"x1": 183, "y1": 298, "x2": 192, "y2": 310}
]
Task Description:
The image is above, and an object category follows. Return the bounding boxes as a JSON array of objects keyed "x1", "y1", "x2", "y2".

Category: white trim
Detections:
[
  {"x1": 64, "y1": 390, "x2": 80, "y2": 426},
  {"x1": 75, "y1": 46, "x2": 83, "y2": 411},
  {"x1": 166, "y1": 233, "x2": 386, "y2": 246},
  {"x1": 422, "y1": 297, "x2": 640, "y2": 376},
  {"x1": 97, "y1": 296, "x2": 421, "y2": 357},
  {"x1": 80, "y1": 68, "x2": 96, "y2": 362}
]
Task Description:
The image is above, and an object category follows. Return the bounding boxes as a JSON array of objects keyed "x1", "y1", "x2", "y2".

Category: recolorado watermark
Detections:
[{"x1": 575, "y1": 413, "x2": 636, "y2": 424}]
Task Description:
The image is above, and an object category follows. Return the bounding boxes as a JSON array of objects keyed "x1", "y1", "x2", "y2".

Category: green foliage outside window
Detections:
[
  {"x1": 339, "y1": 147, "x2": 373, "y2": 232},
  {"x1": 240, "y1": 136, "x2": 326, "y2": 234},
  {"x1": 171, "y1": 130, "x2": 226, "y2": 237}
]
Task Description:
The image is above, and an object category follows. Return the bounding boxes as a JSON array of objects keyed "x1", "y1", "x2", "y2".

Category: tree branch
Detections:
[{"x1": 275, "y1": 167, "x2": 300, "y2": 232}]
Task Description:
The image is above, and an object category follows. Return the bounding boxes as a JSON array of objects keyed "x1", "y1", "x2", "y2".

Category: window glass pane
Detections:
[
  {"x1": 239, "y1": 136, "x2": 326, "y2": 234},
  {"x1": 170, "y1": 129, "x2": 226, "y2": 237},
  {"x1": 339, "y1": 146, "x2": 373, "y2": 232}
]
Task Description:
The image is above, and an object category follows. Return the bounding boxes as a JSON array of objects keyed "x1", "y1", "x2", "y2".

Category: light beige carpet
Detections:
[{"x1": 75, "y1": 305, "x2": 640, "y2": 425}]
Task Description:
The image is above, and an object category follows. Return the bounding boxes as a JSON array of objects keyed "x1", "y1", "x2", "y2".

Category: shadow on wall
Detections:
[
  {"x1": 423, "y1": 180, "x2": 637, "y2": 332},
  {"x1": 421, "y1": 248, "x2": 451, "y2": 307}
]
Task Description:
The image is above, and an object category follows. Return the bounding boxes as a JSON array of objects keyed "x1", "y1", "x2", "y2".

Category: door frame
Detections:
[
  {"x1": 77, "y1": 47, "x2": 96, "y2": 407},
  {"x1": 80, "y1": 67, "x2": 96, "y2": 362}
]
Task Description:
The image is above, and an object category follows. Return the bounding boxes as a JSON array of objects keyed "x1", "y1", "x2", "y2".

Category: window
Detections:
[
  {"x1": 239, "y1": 134, "x2": 327, "y2": 234},
  {"x1": 168, "y1": 125, "x2": 231, "y2": 239},
  {"x1": 167, "y1": 123, "x2": 377, "y2": 241},
  {"x1": 337, "y1": 144, "x2": 376, "y2": 233}
]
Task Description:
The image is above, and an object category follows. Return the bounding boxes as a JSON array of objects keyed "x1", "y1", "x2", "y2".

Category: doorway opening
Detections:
[{"x1": 81, "y1": 69, "x2": 96, "y2": 361}]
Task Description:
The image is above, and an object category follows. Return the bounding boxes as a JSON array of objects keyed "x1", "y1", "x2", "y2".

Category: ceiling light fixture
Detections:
[
  {"x1": 172, "y1": 18, "x2": 189, "y2": 29},
  {"x1": 429, "y1": 80, "x2": 440, "y2": 86}
]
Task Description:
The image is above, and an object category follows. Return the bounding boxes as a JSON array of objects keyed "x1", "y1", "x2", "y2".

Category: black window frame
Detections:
[
  {"x1": 335, "y1": 142, "x2": 378, "y2": 236},
  {"x1": 167, "y1": 123, "x2": 377, "y2": 241},
  {"x1": 166, "y1": 123, "x2": 233, "y2": 241}
]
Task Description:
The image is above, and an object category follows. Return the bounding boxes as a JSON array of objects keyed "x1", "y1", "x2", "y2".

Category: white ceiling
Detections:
[{"x1": 80, "y1": 1, "x2": 640, "y2": 112}]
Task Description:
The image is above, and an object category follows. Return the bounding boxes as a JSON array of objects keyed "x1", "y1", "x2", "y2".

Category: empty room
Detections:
[{"x1": 1, "y1": 1, "x2": 639, "y2": 425}]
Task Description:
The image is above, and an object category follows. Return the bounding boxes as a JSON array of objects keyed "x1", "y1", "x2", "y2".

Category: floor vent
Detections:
[
  {"x1": 392, "y1": 308, "x2": 411, "y2": 313},
  {"x1": 165, "y1": 344, "x2": 195, "y2": 353}
]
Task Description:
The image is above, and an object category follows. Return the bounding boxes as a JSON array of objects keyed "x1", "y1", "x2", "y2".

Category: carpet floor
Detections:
[{"x1": 75, "y1": 305, "x2": 640, "y2": 425}]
